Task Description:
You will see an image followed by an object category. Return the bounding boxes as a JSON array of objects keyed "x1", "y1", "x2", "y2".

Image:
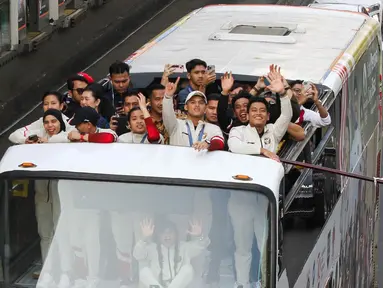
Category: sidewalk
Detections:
[
  {"x1": 0, "y1": 0, "x2": 92, "y2": 68},
  {"x1": 0, "y1": 0, "x2": 173, "y2": 132}
]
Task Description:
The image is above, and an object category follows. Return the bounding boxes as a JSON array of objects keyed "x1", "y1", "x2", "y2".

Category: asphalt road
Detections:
[{"x1": 0, "y1": 0, "x2": 321, "y2": 286}]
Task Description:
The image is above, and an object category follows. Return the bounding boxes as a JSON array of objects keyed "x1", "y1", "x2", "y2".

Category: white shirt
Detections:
[
  {"x1": 162, "y1": 96, "x2": 224, "y2": 147},
  {"x1": 118, "y1": 132, "x2": 163, "y2": 144},
  {"x1": 133, "y1": 236, "x2": 210, "y2": 282},
  {"x1": 8, "y1": 114, "x2": 74, "y2": 144},
  {"x1": 296, "y1": 106, "x2": 331, "y2": 128},
  {"x1": 228, "y1": 96, "x2": 292, "y2": 154}
]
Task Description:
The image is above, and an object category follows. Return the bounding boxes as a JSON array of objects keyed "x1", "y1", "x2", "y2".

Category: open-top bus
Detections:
[{"x1": 0, "y1": 4, "x2": 381, "y2": 288}]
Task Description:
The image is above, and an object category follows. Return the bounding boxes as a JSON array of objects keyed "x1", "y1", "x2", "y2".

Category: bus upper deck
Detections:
[{"x1": 0, "y1": 3, "x2": 381, "y2": 288}]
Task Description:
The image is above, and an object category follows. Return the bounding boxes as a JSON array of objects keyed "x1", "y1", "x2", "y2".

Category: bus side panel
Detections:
[{"x1": 293, "y1": 35, "x2": 381, "y2": 288}]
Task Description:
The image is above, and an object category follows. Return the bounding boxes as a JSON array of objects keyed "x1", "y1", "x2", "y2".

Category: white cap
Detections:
[{"x1": 185, "y1": 91, "x2": 207, "y2": 104}]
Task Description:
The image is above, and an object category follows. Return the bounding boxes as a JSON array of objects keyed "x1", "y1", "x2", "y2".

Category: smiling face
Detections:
[
  {"x1": 43, "y1": 95, "x2": 63, "y2": 112},
  {"x1": 160, "y1": 227, "x2": 176, "y2": 248},
  {"x1": 248, "y1": 101, "x2": 269, "y2": 127},
  {"x1": 80, "y1": 91, "x2": 100, "y2": 110},
  {"x1": 234, "y1": 97, "x2": 249, "y2": 123},
  {"x1": 43, "y1": 115, "x2": 61, "y2": 136}
]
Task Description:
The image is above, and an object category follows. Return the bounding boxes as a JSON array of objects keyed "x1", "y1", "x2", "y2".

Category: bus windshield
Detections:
[{"x1": 13, "y1": 178, "x2": 272, "y2": 288}]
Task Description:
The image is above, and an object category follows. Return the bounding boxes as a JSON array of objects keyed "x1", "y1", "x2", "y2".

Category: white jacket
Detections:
[
  {"x1": 133, "y1": 236, "x2": 210, "y2": 281},
  {"x1": 228, "y1": 96, "x2": 292, "y2": 154},
  {"x1": 17, "y1": 128, "x2": 70, "y2": 143},
  {"x1": 296, "y1": 106, "x2": 331, "y2": 128},
  {"x1": 162, "y1": 96, "x2": 224, "y2": 147},
  {"x1": 117, "y1": 132, "x2": 164, "y2": 144},
  {"x1": 9, "y1": 114, "x2": 74, "y2": 144}
]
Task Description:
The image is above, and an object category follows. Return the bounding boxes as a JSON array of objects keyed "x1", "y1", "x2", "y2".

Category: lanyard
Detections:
[
  {"x1": 131, "y1": 133, "x2": 147, "y2": 143},
  {"x1": 140, "y1": 133, "x2": 148, "y2": 143},
  {"x1": 187, "y1": 85, "x2": 193, "y2": 93},
  {"x1": 185, "y1": 122, "x2": 205, "y2": 147}
]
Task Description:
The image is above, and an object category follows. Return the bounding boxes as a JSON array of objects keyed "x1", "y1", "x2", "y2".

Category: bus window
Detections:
[{"x1": 0, "y1": 177, "x2": 276, "y2": 288}]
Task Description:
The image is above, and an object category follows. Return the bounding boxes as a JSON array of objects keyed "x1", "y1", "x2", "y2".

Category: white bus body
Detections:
[
  {"x1": 0, "y1": 4, "x2": 382, "y2": 288},
  {"x1": 117, "y1": 4, "x2": 382, "y2": 287}
]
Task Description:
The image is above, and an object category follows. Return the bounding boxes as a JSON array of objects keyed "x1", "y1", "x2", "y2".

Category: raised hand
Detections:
[
  {"x1": 265, "y1": 65, "x2": 285, "y2": 95},
  {"x1": 186, "y1": 219, "x2": 202, "y2": 236},
  {"x1": 165, "y1": 77, "x2": 180, "y2": 97},
  {"x1": 221, "y1": 72, "x2": 234, "y2": 94},
  {"x1": 140, "y1": 218, "x2": 155, "y2": 238},
  {"x1": 203, "y1": 69, "x2": 216, "y2": 86}
]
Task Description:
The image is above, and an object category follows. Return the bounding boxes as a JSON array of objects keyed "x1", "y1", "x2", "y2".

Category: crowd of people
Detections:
[{"x1": 8, "y1": 59, "x2": 331, "y2": 288}]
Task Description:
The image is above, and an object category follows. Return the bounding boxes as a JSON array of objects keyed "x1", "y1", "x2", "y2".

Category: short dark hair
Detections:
[
  {"x1": 42, "y1": 91, "x2": 64, "y2": 103},
  {"x1": 207, "y1": 93, "x2": 220, "y2": 102},
  {"x1": 148, "y1": 83, "x2": 165, "y2": 99},
  {"x1": 247, "y1": 96, "x2": 269, "y2": 113},
  {"x1": 109, "y1": 61, "x2": 130, "y2": 76},
  {"x1": 289, "y1": 80, "x2": 303, "y2": 87},
  {"x1": 232, "y1": 90, "x2": 251, "y2": 107},
  {"x1": 83, "y1": 83, "x2": 105, "y2": 100},
  {"x1": 122, "y1": 89, "x2": 139, "y2": 102},
  {"x1": 127, "y1": 106, "x2": 142, "y2": 122},
  {"x1": 186, "y1": 59, "x2": 207, "y2": 73}
]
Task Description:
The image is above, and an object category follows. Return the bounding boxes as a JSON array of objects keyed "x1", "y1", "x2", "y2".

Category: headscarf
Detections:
[{"x1": 43, "y1": 109, "x2": 66, "y2": 133}]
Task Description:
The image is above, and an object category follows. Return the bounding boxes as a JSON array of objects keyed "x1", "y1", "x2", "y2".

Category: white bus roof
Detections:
[
  {"x1": 0, "y1": 144, "x2": 284, "y2": 199},
  {"x1": 308, "y1": 3, "x2": 365, "y2": 11},
  {"x1": 125, "y1": 5, "x2": 380, "y2": 95},
  {"x1": 314, "y1": 0, "x2": 380, "y2": 6},
  {"x1": 126, "y1": 5, "x2": 371, "y2": 82}
]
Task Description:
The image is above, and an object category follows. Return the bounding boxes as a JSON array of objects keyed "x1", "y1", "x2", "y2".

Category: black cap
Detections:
[{"x1": 70, "y1": 106, "x2": 100, "y2": 126}]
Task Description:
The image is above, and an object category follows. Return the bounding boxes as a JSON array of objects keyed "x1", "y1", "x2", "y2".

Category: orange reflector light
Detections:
[
  {"x1": 232, "y1": 175, "x2": 253, "y2": 181},
  {"x1": 18, "y1": 162, "x2": 37, "y2": 168}
]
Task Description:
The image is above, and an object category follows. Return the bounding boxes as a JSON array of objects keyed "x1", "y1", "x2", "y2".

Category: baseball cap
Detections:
[
  {"x1": 70, "y1": 106, "x2": 100, "y2": 126},
  {"x1": 67, "y1": 72, "x2": 94, "y2": 90},
  {"x1": 185, "y1": 91, "x2": 207, "y2": 104}
]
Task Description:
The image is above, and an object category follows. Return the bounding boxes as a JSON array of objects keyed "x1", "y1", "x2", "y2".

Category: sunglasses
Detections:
[{"x1": 73, "y1": 88, "x2": 86, "y2": 95}]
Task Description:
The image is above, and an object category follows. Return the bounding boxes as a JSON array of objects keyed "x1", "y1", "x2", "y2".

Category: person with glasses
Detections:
[
  {"x1": 69, "y1": 83, "x2": 114, "y2": 129},
  {"x1": 63, "y1": 72, "x2": 95, "y2": 118}
]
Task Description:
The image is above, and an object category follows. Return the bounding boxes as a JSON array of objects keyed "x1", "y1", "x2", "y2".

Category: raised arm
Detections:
[
  {"x1": 265, "y1": 65, "x2": 292, "y2": 143},
  {"x1": 217, "y1": 72, "x2": 234, "y2": 131},
  {"x1": 162, "y1": 77, "x2": 180, "y2": 136}
]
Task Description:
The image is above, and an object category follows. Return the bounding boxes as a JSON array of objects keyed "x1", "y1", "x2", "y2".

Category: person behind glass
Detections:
[
  {"x1": 22, "y1": 109, "x2": 71, "y2": 288},
  {"x1": 9, "y1": 91, "x2": 73, "y2": 144},
  {"x1": 70, "y1": 83, "x2": 114, "y2": 129},
  {"x1": 67, "y1": 106, "x2": 117, "y2": 143},
  {"x1": 227, "y1": 71, "x2": 292, "y2": 288},
  {"x1": 63, "y1": 72, "x2": 95, "y2": 118},
  {"x1": 118, "y1": 93, "x2": 163, "y2": 144},
  {"x1": 163, "y1": 77, "x2": 224, "y2": 151},
  {"x1": 109, "y1": 90, "x2": 140, "y2": 136},
  {"x1": 176, "y1": 59, "x2": 218, "y2": 111},
  {"x1": 106, "y1": 61, "x2": 132, "y2": 114},
  {"x1": 133, "y1": 217, "x2": 210, "y2": 288}
]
